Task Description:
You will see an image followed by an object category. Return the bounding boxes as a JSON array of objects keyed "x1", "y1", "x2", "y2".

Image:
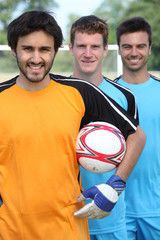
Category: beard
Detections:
[{"x1": 16, "y1": 57, "x2": 55, "y2": 83}]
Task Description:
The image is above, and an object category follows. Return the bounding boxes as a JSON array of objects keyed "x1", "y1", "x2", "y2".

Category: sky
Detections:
[{"x1": 53, "y1": 0, "x2": 103, "y2": 38}]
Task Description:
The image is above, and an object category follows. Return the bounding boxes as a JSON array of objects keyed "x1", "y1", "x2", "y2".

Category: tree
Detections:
[
  {"x1": 0, "y1": 0, "x2": 59, "y2": 44},
  {"x1": 93, "y1": 0, "x2": 132, "y2": 44},
  {"x1": 65, "y1": 13, "x2": 82, "y2": 44},
  {"x1": 25, "y1": 0, "x2": 58, "y2": 11}
]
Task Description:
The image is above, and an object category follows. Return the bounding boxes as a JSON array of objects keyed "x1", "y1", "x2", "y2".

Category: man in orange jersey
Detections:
[{"x1": 0, "y1": 10, "x2": 145, "y2": 240}]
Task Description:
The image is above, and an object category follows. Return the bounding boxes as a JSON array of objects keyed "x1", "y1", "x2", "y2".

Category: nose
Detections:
[
  {"x1": 130, "y1": 47, "x2": 138, "y2": 56},
  {"x1": 31, "y1": 50, "x2": 42, "y2": 63},
  {"x1": 84, "y1": 47, "x2": 92, "y2": 58}
]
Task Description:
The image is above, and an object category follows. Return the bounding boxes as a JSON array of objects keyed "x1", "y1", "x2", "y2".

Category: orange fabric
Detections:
[{"x1": 0, "y1": 81, "x2": 90, "y2": 240}]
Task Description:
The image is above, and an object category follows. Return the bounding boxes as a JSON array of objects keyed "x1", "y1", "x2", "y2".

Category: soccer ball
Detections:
[{"x1": 76, "y1": 122, "x2": 126, "y2": 173}]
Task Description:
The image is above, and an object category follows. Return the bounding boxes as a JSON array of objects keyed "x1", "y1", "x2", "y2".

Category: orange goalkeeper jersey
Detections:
[{"x1": 0, "y1": 74, "x2": 138, "y2": 240}]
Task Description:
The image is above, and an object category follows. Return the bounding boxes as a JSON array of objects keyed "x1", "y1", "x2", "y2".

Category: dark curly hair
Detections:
[{"x1": 7, "y1": 10, "x2": 64, "y2": 52}]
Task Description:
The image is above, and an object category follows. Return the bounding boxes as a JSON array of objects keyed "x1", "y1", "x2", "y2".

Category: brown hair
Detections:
[
  {"x1": 116, "y1": 16, "x2": 152, "y2": 46},
  {"x1": 70, "y1": 15, "x2": 109, "y2": 48}
]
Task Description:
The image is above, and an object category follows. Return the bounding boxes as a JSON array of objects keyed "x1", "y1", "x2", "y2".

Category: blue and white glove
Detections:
[
  {"x1": 74, "y1": 175, "x2": 126, "y2": 219},
  {"x1": 106, "y1": 174, "x2": 126, "y2": 195}
]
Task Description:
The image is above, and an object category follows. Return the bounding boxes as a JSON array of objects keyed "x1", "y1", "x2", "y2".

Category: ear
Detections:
[{"x1": 69, "y1": 43, "x2": 74, "y2": 56}]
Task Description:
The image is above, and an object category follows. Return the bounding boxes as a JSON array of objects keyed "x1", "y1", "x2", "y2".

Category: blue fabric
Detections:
[
  {"x1": 117, "y1": 76, "x2": 160, "y2": 217},
  {"x1": 126, "y1": 216, "x2": 160, "y2": 240},
  {"x1": 90, "y1": 228, "x2": 128, "y2": 240},
  {"x1": 80, "y1": 78, "x2": 128, "y2": 234}
]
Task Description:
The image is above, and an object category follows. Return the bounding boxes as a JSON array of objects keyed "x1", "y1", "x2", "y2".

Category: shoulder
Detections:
[
  {"x1": 104, "y1": 76, "x2": 133, "y2": 93},
  {"x1": 50, "y1": 73, "x2": 124, "y2": 113},
  {"x1": 50, "y1": 73, "x2": 90, "y2": 85},
  {"x1": 50, "y1": 73, "x2": 104, "y2": 95},
  {"x1": 150, "y1": 74, "x2": 160, "y2": 82},
  {"x1": 104, "y1": 76, "x2": 135, "y2": 99},
  {"x1": 0, "y1": 77, "x2": 17, "y2": 93}
]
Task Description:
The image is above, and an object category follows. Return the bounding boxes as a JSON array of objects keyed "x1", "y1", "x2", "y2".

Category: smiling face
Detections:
[
  {"x1": 69, "y1": 31, "x2": 108, "y2": 80},
  {"x1": 118, "y1": 31, "x2": 151, "y2": 73},
  {"x1": 12, "y1": 30, "x2": 56, "y2": 90}
]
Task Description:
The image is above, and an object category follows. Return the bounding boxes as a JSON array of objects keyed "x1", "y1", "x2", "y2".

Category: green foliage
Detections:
[
  {"x1": 0, "y1": 51, "x2": 18, "y2": 73},
  {"x1": 0, "y1": 32, "x2": 7, "y2": 44},
  {"x1": 0, "y1": 0, "x2": 59, "y2": 44},
  {"x1": 94, "y1": 0, "x2": 132, "y2": 44},
  {"x1": 51, "y1": 50, "x2": 74, "y2": 74},
  {"x1": 65, "y1": 13, "x2": 82, "y2": 44},
  {"x1": 25, "y1": 0, "x2": 58, "y2": 11},
  {"x1": 0, "y1": 0, "x2": 21, "y2": 32}
]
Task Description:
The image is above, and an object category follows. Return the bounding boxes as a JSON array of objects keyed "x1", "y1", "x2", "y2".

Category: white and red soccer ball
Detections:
[{"x1": 76, "y1": 122, "x2": 126, "y2": 173}]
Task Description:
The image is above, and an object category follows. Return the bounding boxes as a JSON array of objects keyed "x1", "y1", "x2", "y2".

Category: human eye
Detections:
[
  {"x1": 22, "y1": 46, "x2": 32, "y2": 51},
  {"x1": 92, "y1": 45, "x2": 100, "y2": 49},
  {"x1": 40, "y1": 47, "x2": 51, "y2": 52},
  {"x1": 138, "y1": 44, "x2": 146, "y2": 49},
  {"x1": 77, "y1": 44, "x2": 85, "y2": 49},
  {"x1": 123, "y1": 44, "x2": 131, "y2": 49}
]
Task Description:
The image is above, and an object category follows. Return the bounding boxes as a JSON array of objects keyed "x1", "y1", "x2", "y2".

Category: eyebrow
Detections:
[
  {"x1": 21, "y1": 45, "x2": 52, "y2": 49},
  {"x1": 76, "y1": 43, "x2": 101, "y2": 46},
  {"x1": 121, "y1": 43, "x2": 147, "y2": 47}
]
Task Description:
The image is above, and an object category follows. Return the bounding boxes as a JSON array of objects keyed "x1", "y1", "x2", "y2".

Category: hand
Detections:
[{"x1": 74, "y1": 184, "x2": 118, "y2": 219}]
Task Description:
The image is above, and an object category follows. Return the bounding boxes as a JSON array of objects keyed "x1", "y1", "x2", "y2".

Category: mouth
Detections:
[
  {"x1": 27, "y1": 63, "x2": 44, "y2": 72},
  {"x1": 30, "y1": 66, "x2": 42, "y2": 70},
  {"x1": 81, "y1": 60, "x2": 95, "y2": 64},
  {"x1": 128, "y1": 59, "x2": 140, "y2": 64}
]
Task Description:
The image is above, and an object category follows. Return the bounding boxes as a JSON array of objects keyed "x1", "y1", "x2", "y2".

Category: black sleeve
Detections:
[
  {"x1": 77, "y1": 81, "x2": 138, "y2": 140},
  {"x1": 50, "y1": 74, "x2": 138, "y2": 139},
  {"x1": 0, "y1": 77, "x2": 17, "y2": 93}
]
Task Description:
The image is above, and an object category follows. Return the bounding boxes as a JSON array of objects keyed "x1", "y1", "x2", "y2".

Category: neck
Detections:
[
  {"x1": 16, "y1": 74, "x2": 51, "y2": 91},
  {"x1": 72, "y1": 71, "x2": 103, "y2": 86},
  {"x1": 121, "y1": 68, "x2": 150, "y2": 84}
]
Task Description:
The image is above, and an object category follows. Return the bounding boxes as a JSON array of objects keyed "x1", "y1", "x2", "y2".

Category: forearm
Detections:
[{"x1": 115, "y1": 125, "x2": 146, "y2": 182}]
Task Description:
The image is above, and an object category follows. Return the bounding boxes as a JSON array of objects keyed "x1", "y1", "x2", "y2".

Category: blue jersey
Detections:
[
  {"x1": 80, "y1": 77, "x2": 138, "y2": 234},
  {"x1": 115, "y1": 75, "x2": 160, "y2": 217}
]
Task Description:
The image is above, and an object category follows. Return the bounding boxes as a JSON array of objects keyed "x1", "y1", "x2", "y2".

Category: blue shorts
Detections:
[
  {"x1": 90, "y1": 228, "x2": 128, "y2": 240},
  {"x1": 126, "y1": 216, "x2": 160, "y2": 240}
]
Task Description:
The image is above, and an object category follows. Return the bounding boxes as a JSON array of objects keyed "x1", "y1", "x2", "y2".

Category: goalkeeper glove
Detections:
[
  {"x1": 74, "y1": 174, "x2": 126, "y2": 219},
  {"x1": 106, "y1": 174, "x2": 126, "y2": 195}
]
